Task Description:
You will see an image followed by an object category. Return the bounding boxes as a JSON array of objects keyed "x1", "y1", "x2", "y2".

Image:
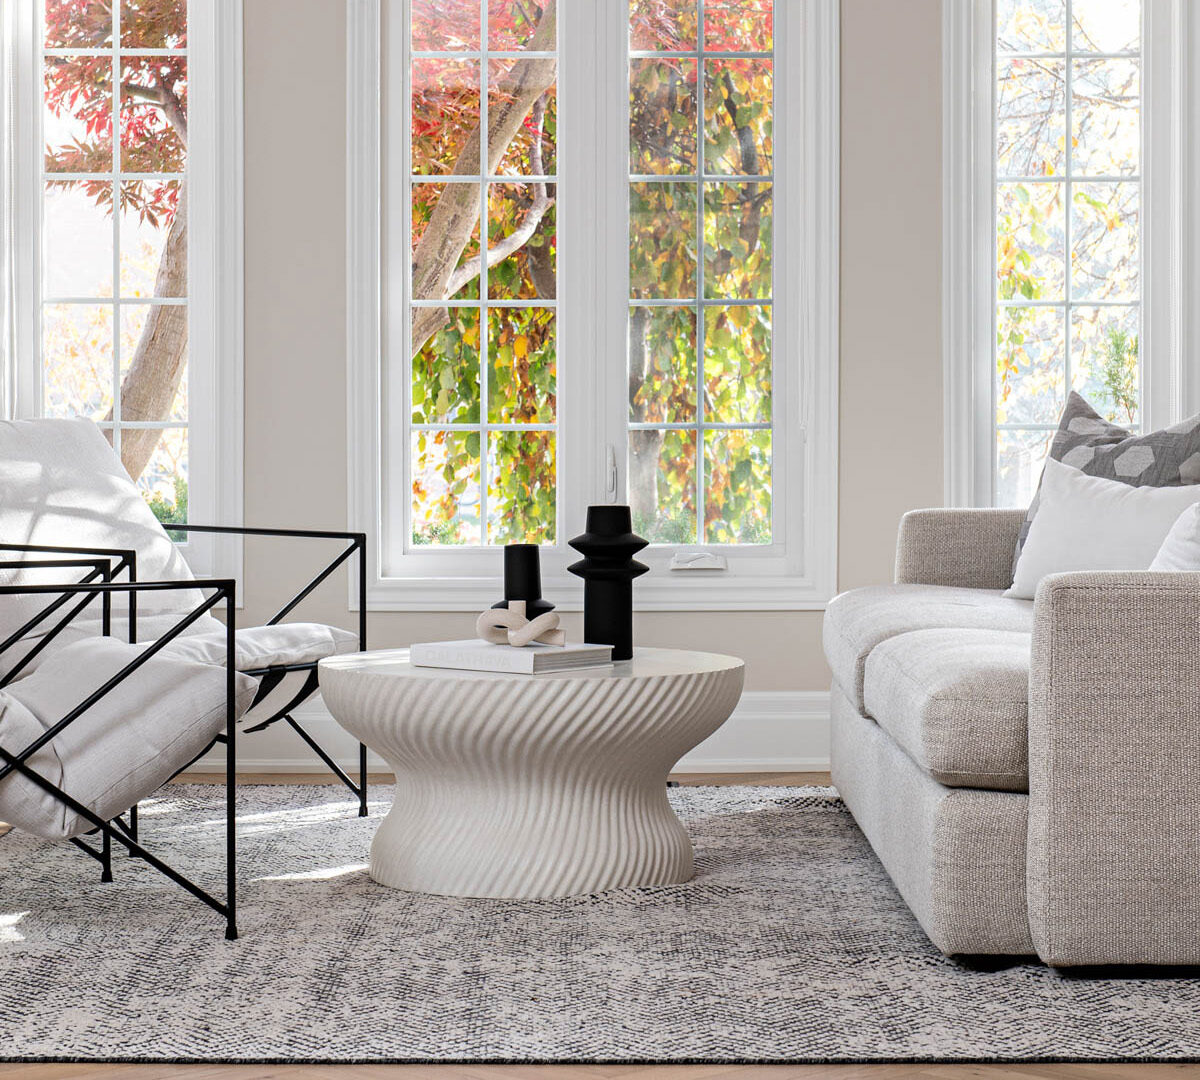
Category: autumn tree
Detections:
[
  {"x1": 411, "y1": 0, "x2": 775, "y2": 545},
  {"x1": 995, "y1": 4, "x2": 1142, "y2": 436},
  {"x1": 43, "y1": 0, "x2": 188, "y2": 483},
  {"x1": 626, "y1": 0, "x2": 772, "y2": 539},
  {"x1": 409, "y1": 0, "x2": 560, "y2": 543}
]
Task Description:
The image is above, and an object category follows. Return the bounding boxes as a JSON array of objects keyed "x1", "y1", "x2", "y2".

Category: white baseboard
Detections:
[{"x1": 193, "y1": 690, "x2": 832, "y2": 775}]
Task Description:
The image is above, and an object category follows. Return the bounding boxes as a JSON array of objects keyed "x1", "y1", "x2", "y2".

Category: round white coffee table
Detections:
[{"x1": 318, "y1": 647, "x2": 744, "y2": 899}]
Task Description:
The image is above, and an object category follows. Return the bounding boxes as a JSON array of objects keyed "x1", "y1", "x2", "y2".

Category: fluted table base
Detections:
[{"x1": 319, "y1": 647, "x2": 744, "y2": 898}]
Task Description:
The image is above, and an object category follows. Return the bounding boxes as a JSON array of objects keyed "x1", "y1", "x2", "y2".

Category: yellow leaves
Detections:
[
  {"x1": 514, "y1": 334, "x2": 528, "y2": 359},
  {"x1": 726, "y1": 304, "x2": 751, "y2": 330}
]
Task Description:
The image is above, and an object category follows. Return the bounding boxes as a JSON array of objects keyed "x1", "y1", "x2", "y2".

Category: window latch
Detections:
[
  {"x1": 669, "y1": 552, "x2": 729, "y2": 572},
  {"x1": 605, "y1": 444, "x2": 618, "y2": 502}
]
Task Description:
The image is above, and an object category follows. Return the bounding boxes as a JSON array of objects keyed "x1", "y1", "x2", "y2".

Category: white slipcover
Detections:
[{"x1": 0, "y1": 417, "x2": 211, "y2": 641}]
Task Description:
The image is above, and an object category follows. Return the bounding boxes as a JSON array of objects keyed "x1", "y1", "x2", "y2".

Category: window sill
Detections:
[{"x1": 361, "y1": 571, "x2": 833, "y2": 612}]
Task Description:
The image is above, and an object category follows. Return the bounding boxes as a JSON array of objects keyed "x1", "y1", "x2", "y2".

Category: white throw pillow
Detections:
[
  {"x1": 1007, "y1": 458, "x2": 1200, "y2": 599},
  {"x1": 0, "y1": 418, "x2": 211, "y2": 641},
  {"x1": 155, "y1": 622, "x2": 360, "y2": 671},
  {"x1": 1151, "y1": 503, "x2": 1200, "y2": 571}
]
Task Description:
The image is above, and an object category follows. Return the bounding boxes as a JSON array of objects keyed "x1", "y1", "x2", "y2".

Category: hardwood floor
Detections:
[{"x1": 4, "y1": 774, "x2": 1198, "y2": 1079}]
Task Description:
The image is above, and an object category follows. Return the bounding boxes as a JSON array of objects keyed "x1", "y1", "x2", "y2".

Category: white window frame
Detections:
[
  {"x1": 943, "y1": 0, "x2": 1200, "y2": 507},
  {"x1": 6, "y1": 0, "x2": 244, "y2": 578},
  {"x1": 348, "y1": 0, "x2": 838, "y2": 611}
]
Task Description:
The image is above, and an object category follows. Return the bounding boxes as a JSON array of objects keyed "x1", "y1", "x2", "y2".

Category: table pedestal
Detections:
[{"x1": 320, "y1": 649, "x2": 744, "y2": 898}]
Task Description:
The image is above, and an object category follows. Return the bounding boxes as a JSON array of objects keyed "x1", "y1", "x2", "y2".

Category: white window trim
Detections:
[
  {"x1": 347, "y1": 0, "x2": 838, "y2": 611},
  {"x1": 943, "y1": 0, "x2": 1200, "y2": 508},
  {"x1": 7, "y1": 0, "x2": 244, "y2": 580}
]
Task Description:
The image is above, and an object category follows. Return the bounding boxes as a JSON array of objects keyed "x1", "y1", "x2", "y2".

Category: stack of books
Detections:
[{"x1": 410, "y1": 639, "x2": 614, "y2": 674}]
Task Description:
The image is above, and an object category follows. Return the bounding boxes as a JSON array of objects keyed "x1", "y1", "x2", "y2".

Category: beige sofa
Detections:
[{"x1": 823, "y1": 508, "x2": 1200, "y2": 967}]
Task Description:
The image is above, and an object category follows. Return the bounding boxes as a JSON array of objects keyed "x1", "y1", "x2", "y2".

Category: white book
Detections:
[{"x1": 410, "y1": 639, "x2": 614, "y2": 674}]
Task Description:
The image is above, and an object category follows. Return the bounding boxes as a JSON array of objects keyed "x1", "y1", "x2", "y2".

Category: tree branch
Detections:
[
  {"x1": 121, "y1": 74, "x2": 188, "y2": 146},
  {"x1": 411, "y1": 1, "x2": 557, "y2": 354},
  {"x1": 443, "y1": 94, "x2": 553, "y2": 297}
]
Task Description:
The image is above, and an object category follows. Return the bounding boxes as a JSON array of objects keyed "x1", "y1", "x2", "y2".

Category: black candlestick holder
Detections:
[
  {"x1": 567, "y1": 505, "x2": 648, "y2": 662},
  {"x1": 492, "y1": 543, "x2": 555, "y2": 619}
]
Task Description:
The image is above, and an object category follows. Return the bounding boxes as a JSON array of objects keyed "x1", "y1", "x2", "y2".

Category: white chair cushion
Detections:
[
  {"x1": 155, "y1": 622, "x2": 360, "y2": 671},
  {"x1": 0, "y1": 418, "x2": 204, "y2": 641},
  {"x1": 0, "y1": 638, "x2": 256, "y2": 840}
]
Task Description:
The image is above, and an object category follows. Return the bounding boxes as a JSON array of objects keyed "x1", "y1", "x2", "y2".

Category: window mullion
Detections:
[
  {"x1": 477, "y1": 0, "x2": 489, "y2": 544},
  {"x1": 111, "y1": 0, "x2": 122, "y2": 462},
  {"x1": 695, "y1": 0, "x2": 707, "y2": 546},
  {"x1": 558, "y1": 0, "x2": 623, "y2": 542}
]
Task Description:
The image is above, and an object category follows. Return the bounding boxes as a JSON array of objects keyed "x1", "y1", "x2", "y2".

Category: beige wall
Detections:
[{"x1": 239, "y1": 0, "x2": 944, "y2": 693}]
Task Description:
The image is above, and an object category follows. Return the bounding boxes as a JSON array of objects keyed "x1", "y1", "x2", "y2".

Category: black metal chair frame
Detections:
[
  {"x1": 170, "y1": 526, "x2": 370, "y2": 817},
  {"x1": 0, "y1": 527, "x2": 368, "y2": 938},
  {"x1": 0, "y1": 576, "x2": 241, "y2": 938}
]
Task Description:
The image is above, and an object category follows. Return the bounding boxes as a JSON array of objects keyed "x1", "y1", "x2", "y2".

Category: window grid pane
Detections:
[
  {"x1": 408, "y1": 1, "x2": 558, "y2": 547},
  {"x1": 628, "y1": 0, "x2": 774, "y2": 545},
  {"x1": 994, "y1": 0, "x2": 1142, "y2": 508},
  {"x1": 40, "y1": 0, "x2": 189, "y2": 525}
]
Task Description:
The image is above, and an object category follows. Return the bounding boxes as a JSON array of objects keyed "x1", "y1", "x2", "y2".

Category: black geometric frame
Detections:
[
  {"x1": 170, "y1": 526, "x2": 370, "y2": 817},
  {"x1": 0, "y1": 575, "x2": 240, "y2": 938},
  {"x1": 0, "y1": 528, "x2": 368, "y2": 938}
]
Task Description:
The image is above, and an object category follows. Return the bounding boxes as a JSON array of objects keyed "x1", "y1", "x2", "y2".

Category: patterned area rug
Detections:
[{"x1": 2, "y1": 784, "x2": 1199, "y2": 1064}]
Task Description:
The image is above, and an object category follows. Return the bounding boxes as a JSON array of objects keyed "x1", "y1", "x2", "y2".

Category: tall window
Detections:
[
  {"x1": 993, "y1": 0, "x2": 1142, "y2": 506},
  {"x1": 628, "y1": 2, "x2": 773, "y2": 544},
  {"x1": 41, "y1": 0, "x2": 190, "y2": 524},
  {"x1": 367, "y1": 0, "x2": 837, "y2": 609},
  {"x1": 408, "y1": 0, "x2": 558, "y2": 548}
]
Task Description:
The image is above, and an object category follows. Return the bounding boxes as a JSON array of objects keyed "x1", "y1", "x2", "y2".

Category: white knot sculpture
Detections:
[{"x1": 475, "y1": 600, "x2": 566, "y2": 647}]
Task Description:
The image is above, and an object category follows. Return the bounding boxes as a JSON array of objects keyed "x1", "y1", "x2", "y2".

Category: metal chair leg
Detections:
[
  {"x1": 225, "y1": 612, "x2": 238, "y2": 942},
  {"x1": 100, "y1": 824, "x2": 113, "y2": 883},
  {"x1": 359, "y1": 743, "x2": 368, "y2": 817}
]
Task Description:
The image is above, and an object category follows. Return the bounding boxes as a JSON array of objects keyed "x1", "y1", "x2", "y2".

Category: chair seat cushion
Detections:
[
  {"x1": 154, "y1": 622, "x2": 360, "y2": 671},
  {"x1": 0, "y1": 638, "x2": 256, "y2": 840},
  {"x1": 863, "y1": 628, "x2": 1031, "y2": 791},
  {"x1": 823, "y1": 584, "x2": 1034, "y2": 713}
]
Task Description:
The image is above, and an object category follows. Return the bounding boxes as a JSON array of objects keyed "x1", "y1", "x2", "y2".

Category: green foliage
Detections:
[
  {"x1": 147, "y1": 475, "x2": 188, "y2": 541},
  {"x1": 412, "y1": 519, "x2": 466, "y2": 546},
  {"x1": 703, "y1": 429, "x2": 771, "y2": 543},
  {"x1": 1099, "y1": 327, "x2": 1139, "y2": 427},
  {"x1": 634, "y1": 506, "x2": 695, "y2": 544}
]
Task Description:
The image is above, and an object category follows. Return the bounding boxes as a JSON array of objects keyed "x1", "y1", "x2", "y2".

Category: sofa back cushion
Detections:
[
  {"x1": 1008, "y1": 458, "x2": 1200, "y2": 599},
  {"x1": 0, "y1": 418, "x2": 201, "y2": 641},
  {"x1": 1151, "y1": 503, "x2": 1200, "y2": 571},
  {"x1": 1013, "y1": 392, "x2": 1200, "y2": 570}
]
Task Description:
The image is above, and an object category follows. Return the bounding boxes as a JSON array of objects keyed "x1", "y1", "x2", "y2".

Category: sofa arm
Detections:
[
  {"x1": 894, "y1": 508, "x2": 1025, "y2": 590},
  {"x1": 1028, "y1": 571, "x2": 1200, "y2": 966}
]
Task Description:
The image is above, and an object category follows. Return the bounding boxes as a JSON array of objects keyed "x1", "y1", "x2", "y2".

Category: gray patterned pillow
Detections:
[{"x1": 1012, "y1": 392, "x2": 1200, "y2": 573}]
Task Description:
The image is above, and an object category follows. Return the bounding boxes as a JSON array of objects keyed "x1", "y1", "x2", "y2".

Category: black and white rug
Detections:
[{"x1": 2, "y1": 783, "x2": 1199, "y2": 1063}]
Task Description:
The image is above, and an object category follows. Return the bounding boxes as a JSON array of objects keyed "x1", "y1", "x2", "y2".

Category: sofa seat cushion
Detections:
[
  {"x1": 823, "y1": 584, "x2": 1034, "y2": 713},
  {"x1": 154, "y1": 622, "x2": 360, "y2": 672},
  {"x1": 863, "y1": 628, "x2": 1031, "y2": 792},
  {"x1": 0, "y1": 638, "x2": 257, "y2": 840}
]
